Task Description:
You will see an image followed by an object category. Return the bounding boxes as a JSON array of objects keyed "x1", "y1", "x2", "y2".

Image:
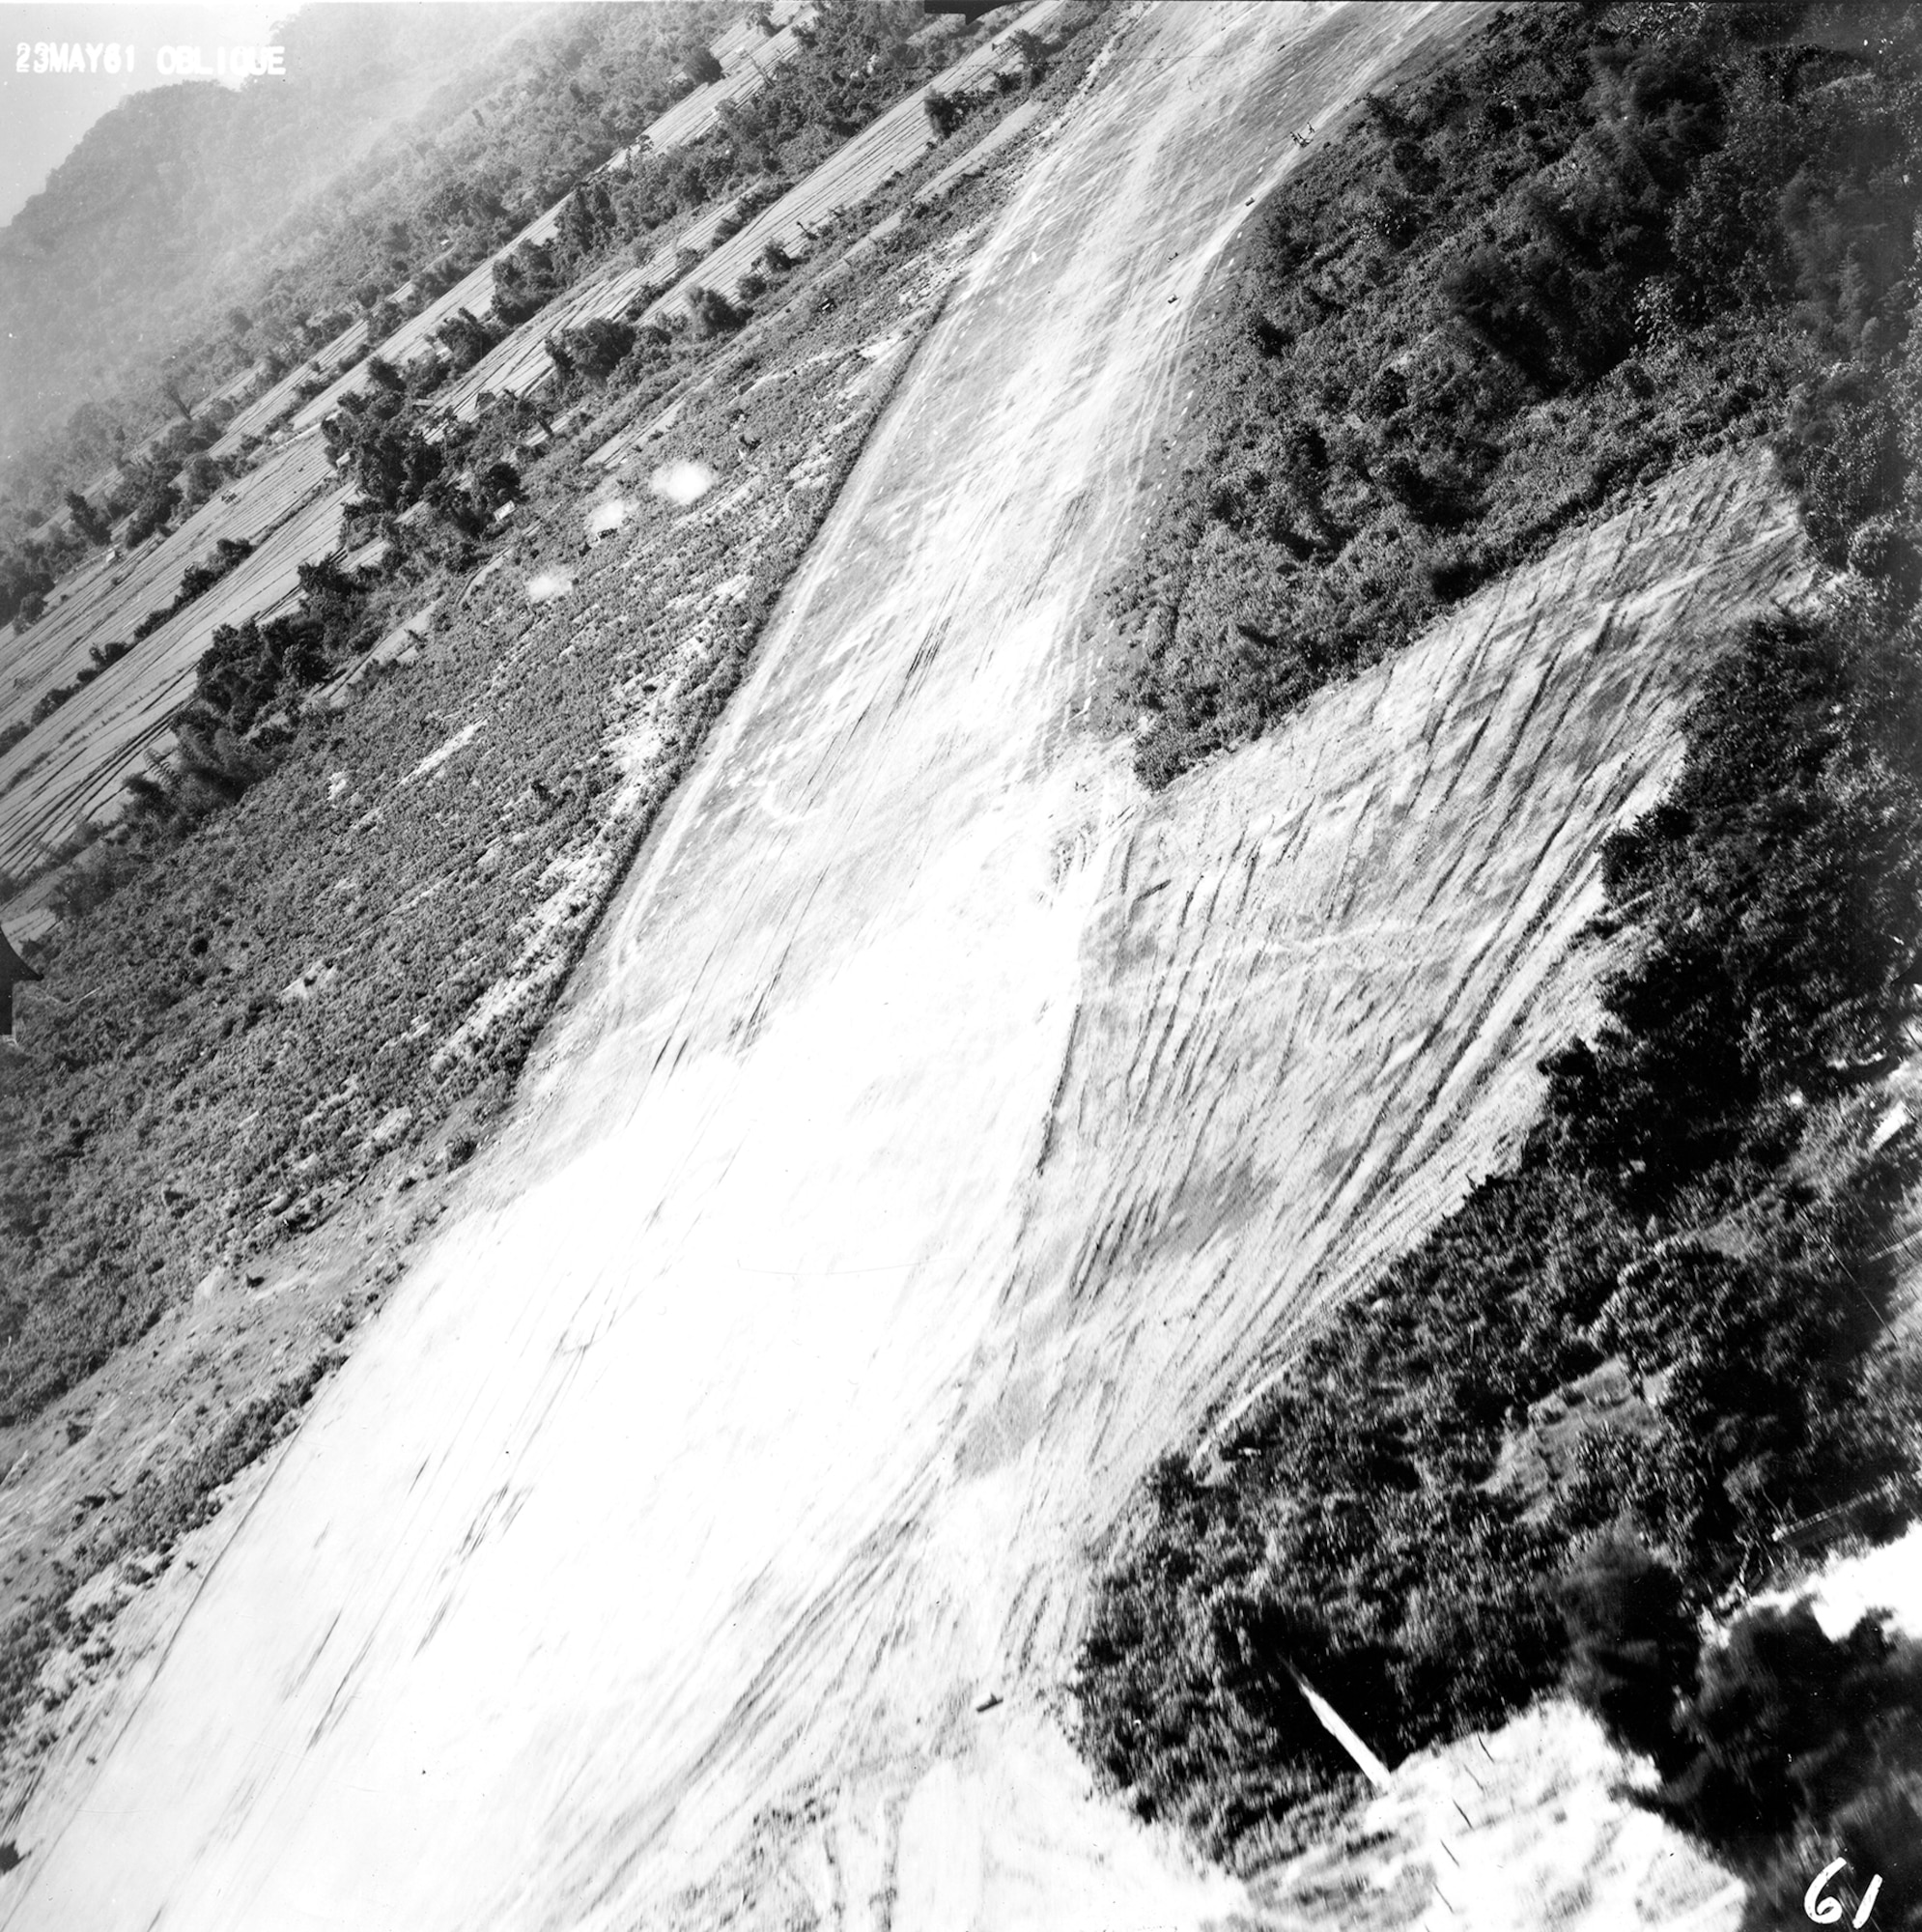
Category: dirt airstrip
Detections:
[{"x1": 0, "y1": 5, "x2": 1819, "y2": 1930}]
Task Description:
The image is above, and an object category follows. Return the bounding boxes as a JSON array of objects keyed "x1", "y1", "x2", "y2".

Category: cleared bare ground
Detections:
[{"x1": 0, "y1": 5, "x2": 1820, "y2": 1929}]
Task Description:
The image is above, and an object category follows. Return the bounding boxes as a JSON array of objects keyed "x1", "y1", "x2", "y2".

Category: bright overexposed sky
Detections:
[
  {"x1": 1, "y1": 0, "x2": 591, "y2": 227},
  {"x1": 1, "y1": 3, "x2": 295, "y2": 222}
]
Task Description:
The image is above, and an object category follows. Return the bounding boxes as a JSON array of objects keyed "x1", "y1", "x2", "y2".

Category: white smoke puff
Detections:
[
  {"x1": 586, "y1": 498, "x2": 632, "y2": 539},
  {"x1": 648, "y1": 460, "x2": 717, "y2": 507},
  {"x1": 525, "y1": 572, "x2": 574, "y2": 605}
]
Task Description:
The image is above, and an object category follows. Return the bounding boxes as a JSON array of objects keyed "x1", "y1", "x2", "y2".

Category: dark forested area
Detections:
[
  {"x1": 1078, "y1": 3, "x2": 1922, "y2": 1916},
  {"x1": 1114, "y1": 0, "x2": 1920, "y2": 787}
]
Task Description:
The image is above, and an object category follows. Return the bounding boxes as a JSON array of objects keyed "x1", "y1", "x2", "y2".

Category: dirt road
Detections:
[{"x1": 2, "y1": 7, "x2": 1811, "y2": 1928}]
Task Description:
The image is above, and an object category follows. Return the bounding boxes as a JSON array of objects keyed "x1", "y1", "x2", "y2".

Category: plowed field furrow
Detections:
[
  {"x1": 1, "y1": 7, "x2": 1816, "y2": 1931},
  {"x1": 268, "y1": 8, "x2": 818, "y2": 451},
  {"x1": 0, "y1": 437, "x2": 338, "y2": 745},
  {"x1": 0, "y1": 546, "x2": 340, "y2": 890}
]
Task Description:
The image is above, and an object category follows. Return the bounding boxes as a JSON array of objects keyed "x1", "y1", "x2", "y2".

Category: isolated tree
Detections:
[
  {"x1": 1556, "y1": 1528, "x2": 1698, "y2": 1772},
  {"x1": 553, "y1": 318, "x2": 634, "y2": 379},
  {"x1": 492, "y1": 241, "x2": 560, "y2": 327},
  {"x1": 923, "y1": 89, "x2": 962, "y2": 139},
  {"x1": 64, "y1": 491, "x2": 110, "y2": 547},
  {"x1": 436, "y1": 308, "x2": 503, "y2": 371},
  {"x1": 180, "y1": 453, "x2": 225, "y2": 511},
  {"x1": 681, "y1": 43, "x2": 723, "y2": 87},
  {"x1": 685, "y1": 284, "x2": 745, "y2": 337},
  {"x1": 124, "y1": 473, "x2": 182, "y2": 546},
  {"x1": 476, "y1": 460, "x2": 522, "y2": 510}
]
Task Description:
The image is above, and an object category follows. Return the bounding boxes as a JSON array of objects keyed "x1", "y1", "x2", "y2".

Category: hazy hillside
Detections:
[{"x1": 0, "y1": 4, "x2": 548, "y2": 465}]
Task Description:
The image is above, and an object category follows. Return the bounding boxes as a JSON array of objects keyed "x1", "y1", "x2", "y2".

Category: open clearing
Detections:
[{"x1": 0, "y1": 5, "x2": 1821, "y2": 1929}]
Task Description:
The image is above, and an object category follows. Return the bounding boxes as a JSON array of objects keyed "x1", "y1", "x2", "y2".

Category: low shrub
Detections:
[
  {"x1": 685, "y1": 283, "x2": 747, "y2": 337},
  {"x1": 1556, "y1": 1528, "x2": 1699, "y2": 1775},
  {"x1": 554, "y1": 317, "x2": 636, "y2": 379},
  {"x1": 924, "y1": 89, "x2": 961, "y2": 139}
]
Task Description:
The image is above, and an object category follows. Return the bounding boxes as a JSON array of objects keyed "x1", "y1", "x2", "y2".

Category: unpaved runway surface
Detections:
[{"x1": 2, "y1": 8, "x2": 1812, "y2": 1929}]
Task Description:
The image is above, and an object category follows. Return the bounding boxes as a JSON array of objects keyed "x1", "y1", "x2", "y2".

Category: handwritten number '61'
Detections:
[{"x1": 1806, "y1": 1859, "x2": 1883, "y2": 1926}]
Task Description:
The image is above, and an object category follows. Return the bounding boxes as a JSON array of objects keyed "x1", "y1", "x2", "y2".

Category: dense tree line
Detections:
[
  {"x1": 1078, "y1": 0, "x2": 1922, "y2": 1908},
  {"x1": 1116, "y1": 0, "x2": 1922, "y2": 786},
  {"x1": 1080, "y1": 597, "x2": 1922, "y2": 1893}
]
